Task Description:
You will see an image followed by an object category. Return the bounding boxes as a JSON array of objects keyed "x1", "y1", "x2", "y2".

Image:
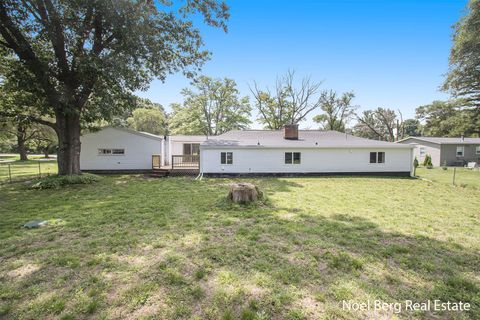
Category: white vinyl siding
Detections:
[
  {"x1": 80, "y1": 127, "x2": 161, "y2": 170},
  {"x1": 200, "y1": 148, "x2": 411, "y2": 174}
]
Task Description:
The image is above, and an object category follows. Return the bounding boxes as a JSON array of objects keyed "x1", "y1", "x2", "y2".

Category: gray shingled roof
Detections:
[
  {"x1": 398, "y1": 136, "x2": 480, "y2": 145},
  {"x1": 202, "y1": 130, "x2": 412, "y2": 149}
]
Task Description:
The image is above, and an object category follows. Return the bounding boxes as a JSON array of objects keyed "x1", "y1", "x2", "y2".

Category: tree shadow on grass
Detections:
[{"x1": 1, "y1": 176, "x2": 479, "y2": 319}]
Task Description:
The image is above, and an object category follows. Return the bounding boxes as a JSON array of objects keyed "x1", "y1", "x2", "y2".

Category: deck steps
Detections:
[{"x1": 149, "y1": 168, "x2": 169, "y2": 178}]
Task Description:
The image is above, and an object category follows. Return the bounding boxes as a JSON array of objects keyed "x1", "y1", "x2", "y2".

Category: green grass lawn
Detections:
[
  {"x1": 0, "y1": 175, "x2": 479, "y2": 319},
  {"x1": 0, "y1": 155, "x2": 57, "y2": 183},
  {"x1": 416, "y1": 166, "x2": 480, "y2": 190}
]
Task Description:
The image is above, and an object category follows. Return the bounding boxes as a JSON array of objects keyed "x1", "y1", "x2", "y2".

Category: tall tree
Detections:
[
  {"x1": 0, "y1": 0, "x2": 228, "y2": 175},
  {"x1": 354, "y1": 108, "x2": 404, "y2": 141},
  {"x1": 0, "y1": 73, "x2": 52, "y2": 159},
  {"x1": 416, "y1": 100, "x2": 478, "y2": 136},
  {"x1": 251, "y1": 70, "x2": 323, "y2": 129},
  {"x1": 443, "y1": 0, "x2": 480, "y2": 108},
  {"x1": 402, "y1": 118, "x2": 423, "y2": 137},
  {"x1": 168, "y1": 76, "x2": 251, "y2": 135},
  {"x1": 127, "y1": 108, "x2": 167, "y2": 135},
  {"x1": 442, "y1": 0, "x2": 480, "y2": 136},
  {"x1": 313, "y1": 90, "x2": 356, "y2": 132}
]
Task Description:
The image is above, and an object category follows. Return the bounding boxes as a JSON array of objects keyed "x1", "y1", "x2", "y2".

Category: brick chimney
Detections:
[{"x1": 284, "y1": 124, "x2": 299, "y2": 140}]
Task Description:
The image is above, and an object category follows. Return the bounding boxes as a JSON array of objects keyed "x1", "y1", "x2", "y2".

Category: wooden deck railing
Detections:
[{"x1": 172, "y1": 155, "x2": 199, "y2": 169}]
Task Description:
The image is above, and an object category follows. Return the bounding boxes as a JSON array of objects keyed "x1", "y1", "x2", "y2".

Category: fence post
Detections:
[
  {"x1": 8, "y1": 164, "x2": 12, "y2": 183},
  {"x1": 452, "y1": 167, "x2": 456, "y2": 186},
  {"x1": 38, "y1": 161, "x2": 41, "y2": 177}
]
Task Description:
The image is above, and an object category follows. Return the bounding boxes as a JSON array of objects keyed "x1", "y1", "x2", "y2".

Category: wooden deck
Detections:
[{"x1": 151, "y1": 155, "x2": 199, "y2": 177}]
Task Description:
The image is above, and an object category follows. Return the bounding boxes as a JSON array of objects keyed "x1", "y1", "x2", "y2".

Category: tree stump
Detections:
[{"x1": 228, "y1": 183, "x2": 261, "y2": 204}]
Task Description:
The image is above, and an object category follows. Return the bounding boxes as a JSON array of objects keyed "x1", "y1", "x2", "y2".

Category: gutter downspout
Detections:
[{"x1": 161, "y1": 136, "x2": 166, "y2": 167}]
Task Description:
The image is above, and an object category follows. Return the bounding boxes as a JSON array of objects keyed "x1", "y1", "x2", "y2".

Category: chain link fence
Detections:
[{"x1": 0, "y1": 160, "x2": 58, "y2": 183}]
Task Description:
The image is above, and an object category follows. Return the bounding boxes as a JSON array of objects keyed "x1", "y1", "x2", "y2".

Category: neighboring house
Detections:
[
  {"x1": 200, "y1": 125, "x2": 414, "y2": 176},
  {"x1": 80, "y1": 127, "x2": 207, "y2": 171},
  {"x1": 397, "y1": 136, "x2": 480, "y2": 166}
]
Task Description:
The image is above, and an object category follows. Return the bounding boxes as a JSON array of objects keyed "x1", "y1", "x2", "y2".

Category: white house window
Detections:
[
  {"x1": 419, "y1": 147, "x2": 426, "y2": 156},
  {"x1": 370, "y1": 152, "x2": 385, "y2": 164},
  {"x1": 285, "y1": 152, "x2": 301, "y2": 164},
  {"x1": 98, "y1": 148, "x2": 125, "y2": 155},
  {"x1": 456, "y1": 146, "x2": 465, "y2": 157},
  {"x1": 220, "y1": 152, "x2": 233, "y2": 164},
  {"x1": 476, "y1": 146, "x2": 480, "y2": 155}
]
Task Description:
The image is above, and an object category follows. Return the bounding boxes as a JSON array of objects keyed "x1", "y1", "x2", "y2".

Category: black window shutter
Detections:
[{"x1": 370, "y1": 152, "x2": 377, "y2": 163}]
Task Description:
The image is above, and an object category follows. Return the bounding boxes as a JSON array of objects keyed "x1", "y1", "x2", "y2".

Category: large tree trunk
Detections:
[
  {"x1": 44, "y1": 146, "x2": 50, "y2": 159},
  {"x1": 16, "y1": 124, "x2": 28, "y2": 161},
  {"x1": 56, "y1": 112, "x2": 81, "y2": 175}
]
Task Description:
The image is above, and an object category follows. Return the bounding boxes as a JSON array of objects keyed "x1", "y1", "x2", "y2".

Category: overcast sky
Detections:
[{"x1": 136, "y1": 0, "x2": 468, "y2": 129}]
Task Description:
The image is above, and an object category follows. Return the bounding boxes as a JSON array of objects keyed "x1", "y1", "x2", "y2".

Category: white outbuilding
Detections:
[{"x1": 80, "y1": 127, "x2": 207, "y2": 171}]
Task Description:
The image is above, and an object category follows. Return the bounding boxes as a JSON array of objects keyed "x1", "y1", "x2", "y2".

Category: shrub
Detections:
[
  {"x1": 413, "y1": 157, "x2": 419, "y2": 176},
  {"x1": 423, "y1": 154, "x2": 433, "y2": 168},
  {"x1": 31, "y1": 173, "x2": 100, "y2": 189}
]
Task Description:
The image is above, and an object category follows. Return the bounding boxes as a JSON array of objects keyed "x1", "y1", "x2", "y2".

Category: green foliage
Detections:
[
  {"x1": 423, "y1": 154, "x2": 433, "y2": 168},
  {"x1": 169, "y1": 76, "x2": 251, "y2": 135},
  {"x1": 403, "y1": 118, "x2": 423, "y2": 137},
  {"x1": 31, "y1": 173, "x2": 100, "y2": 189},
  {"x1": 416, "y1": 100, "x2": 478, "y2": 137},
  {"x1": 313, "y1": 90, "x2": 357, "y2": 132},
  {"x1": 127, "y1": 107, "x2": 167, "y2": 135},
  {"x1": 0, "y1": 0, "x2": 229, "y2": 174},
  {"x1": 354, "y1": 108, "x2": 399, "y2": 141},
  {"x1": 444, "y1": 0, "x2": 480, "y2": 109}
]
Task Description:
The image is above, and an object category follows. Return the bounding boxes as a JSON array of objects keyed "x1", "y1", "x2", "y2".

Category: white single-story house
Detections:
[
  {"x1": 397, "y1": 136, "x2": 480, "y2": 166},
  {"x1": 80, "y1": 125, "x2": 414, "y2": 176},
  {"x1": 80, "y1": 127, "x2": 207, "y2": 171},
  {"x1": 200, "y1": 125, "x2": 414, "y2": 176}
]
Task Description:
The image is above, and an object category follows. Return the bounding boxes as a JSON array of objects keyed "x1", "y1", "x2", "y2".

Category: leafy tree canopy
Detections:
[
  {"x1": 313, "y1": 90, "x2": 357, "y2": 132},
  {"x1": 127, "y1": 107, "x2": 167, "y2": 135},
  {"x1": 416, "y1": 100, "x2": 479, "y2": 137},
  {"x1": 443, "y1": 0, "x2": 480, "y2": 107},
  {"x1": 354, "y1": 108, "x2": 405, "y2": 142},
  {"x1": 169, "y1": 76, "x2": 251, "y2": 135},
  {"x1": 0, "y1": 0, "x2": 228, "y2": 174}
]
